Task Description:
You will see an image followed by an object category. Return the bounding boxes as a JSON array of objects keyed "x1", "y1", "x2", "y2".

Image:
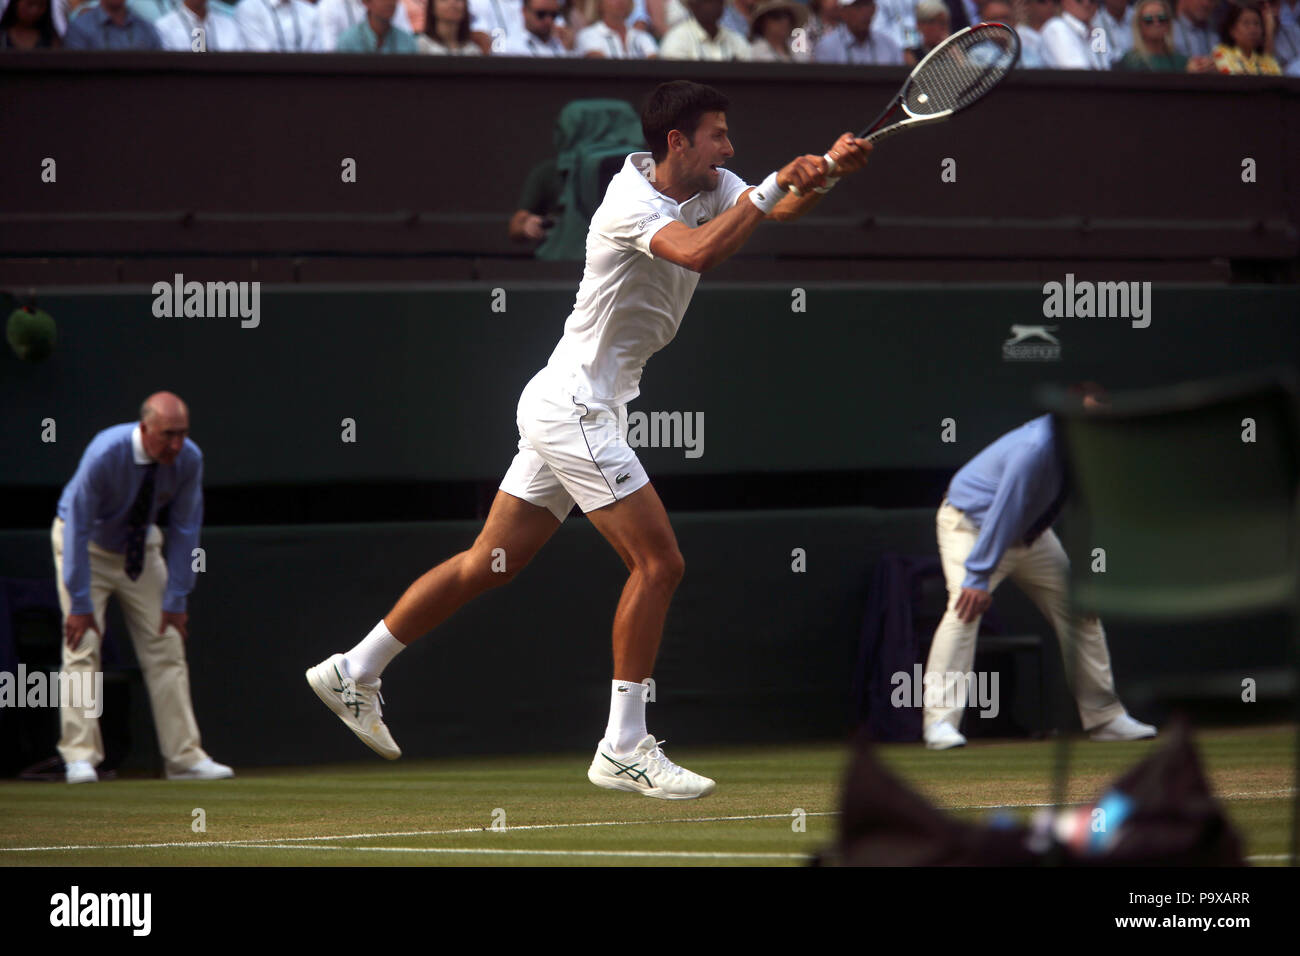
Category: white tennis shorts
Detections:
[{"x1": 499, "y1": 369, "x2": 651, "y2": 522}]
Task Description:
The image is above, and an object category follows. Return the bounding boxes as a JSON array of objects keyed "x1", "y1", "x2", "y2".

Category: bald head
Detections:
[{"x1": 139, "y1": 391, "x2": 190, "y2": 465}]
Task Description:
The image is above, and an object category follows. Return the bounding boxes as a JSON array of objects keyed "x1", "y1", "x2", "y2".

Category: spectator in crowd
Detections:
[
  {"x1": 318, "y1": 0, "x2": 413, "y2": 49},
  {"x1": 501, "y1": 0, "x2": 570, "y2": 51},
  {"x1": 1, "y1": 0, "x2": 75, "y2": 35},
  {"x1": 1095, "y1": 0, "x2": 1133, "y2": 61},
  {"x1": 1041, "y1": 0, "x2": 1110, "y2": 66},
  {"x1": 942, "y1": 0, "x2": 977, "y2": 29},
  {"x1": 1274, "y1": 0, "x2": 1298, "y2": 65},
  {"x1": 1171, "y1": 0, "x2": 1214, "y2": 54},
  {"x1": 804, "y1": 0, "x2": 842, "y2": 46},
  {"x1": 468, "y1": 0, "x2": 522, "y2": 46},
  {"x1": 52, "y1": 393, "x2": 233, "y2": 784},
  {"x1": 576, "y1": 0, "x2": 658, "y2": 55},
  {"x1": 418, "y1": 0, "x2": 481, "y2": 50},
  {"x1": 1117, "y1": 0, "x2": 1212, "y2": 68},
  {"x1": 748, "y1": 0, "x2": 808, "y2": 57},
  {"x1": 721, "y1": 0, "x2": 756, "y2": 34},
  {"x1": 980, "y1": 0, "x2": 1015, "y2": 23},
  {"x1": 156, "y1": 0, "x2": 246, "y2": 48},
  {"x1": 815, "y1": 0, "x2": 904, "y2": 61},
  {"x1": 1212, "y1": 0, "x2": 1280, "y2": 71},
  {"x1": 336, "y1": 0, "x2": 419, "y2": 49},
  {"x1": 904, "y1": 0, "x2": 947, "y2": 65},
  {"x1": 400, "y1": 0, "x2": 423, "y2": 31},
  {"x1": 875, "y1": 0, "x2": 918, "y2": 49},
  {"x1": 125, "y1": 0, "x2": 181, "y2": 21},
  {"x1": 64, "y1": 0, "x2": 162, "y2": 45},
  {"x1": 1279, "y1": 0, "x2": 1300, "y2": 63},
  {"x1": 1015, "y1": 0, "x2": 1058, "y2": 67},
  {"x1": 0, "y1": 0, "x2": 61, "y2": 46},
  {"x1": 238, "y1": 0, "x2": 321, "y2": 50},
  {"x1": 660, "y1": 0, "x2": 752, "y2": 57}
]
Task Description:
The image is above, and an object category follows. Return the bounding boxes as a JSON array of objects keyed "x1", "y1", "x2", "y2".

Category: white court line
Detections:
[
  {"x1": 237, "y1": 844, "x2": 807, "y2": 860},
  {"x1": 0, "y1": 811, "x2": 838, "y2": 853},
  {"x1": 2, "y1": 788, "x2": 1293, "y2": 854}
]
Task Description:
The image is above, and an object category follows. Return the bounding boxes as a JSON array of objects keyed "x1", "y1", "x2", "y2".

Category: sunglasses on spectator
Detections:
[
  {"x1": 1141, "y1": 12, "x2": 1170, "y2": 21},
  {"x1": 532, "y1": 8, "x2": 559, "y2": 16}
]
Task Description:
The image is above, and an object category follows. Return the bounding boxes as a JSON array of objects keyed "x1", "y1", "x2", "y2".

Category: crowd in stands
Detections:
[{"x1": 1, "y1": 0, "x2": 1296, "y2": 75}]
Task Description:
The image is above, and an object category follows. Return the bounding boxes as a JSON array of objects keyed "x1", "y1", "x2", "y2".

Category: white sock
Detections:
[
  {"x1": 343, "y1": 620, "x2": 405, "y2": 683},
  {"x1": 605, "y1": 679, "x2": 648, "y2": 754}
]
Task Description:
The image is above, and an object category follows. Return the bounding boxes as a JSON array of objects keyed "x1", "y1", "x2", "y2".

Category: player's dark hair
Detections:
[{"x1": 641, "y1": 82, "x2": 730, "y2": 164}]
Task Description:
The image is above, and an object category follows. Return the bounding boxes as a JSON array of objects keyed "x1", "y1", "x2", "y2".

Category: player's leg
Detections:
[
  {"x1": 584, "y1": 482, "x2": 683, "y2": 683},
  {"x1": 1009, "y1": 530, "x2": 1154, "y2": 740},
  {"x1": 515, "y1": 388, "x2": 711, "y2": 798},
  {"x1": 922, "y1": 500, "x2": 1013, "y2": 748},
  {"x1": 383, "y1": 490, "x2": 563, "y2": 644},
  {"x1": 306, "y1": 487, "x2": 563, "y2": 759},
  {"x1": 583, "y1": 485, "x2": 713, "y2": 798}
]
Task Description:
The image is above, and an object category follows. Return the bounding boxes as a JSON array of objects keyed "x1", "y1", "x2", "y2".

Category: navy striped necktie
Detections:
[{"x1": 125, "y1": 462, "x2": 158, "y2": 581}]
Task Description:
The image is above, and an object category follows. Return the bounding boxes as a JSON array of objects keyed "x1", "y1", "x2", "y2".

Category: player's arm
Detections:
[
  {"x1": 768, "y1": 134, "x2": 873, "y2": 223},
  {"x1": 649, "y1": 154, "x2": 827, "y2": 272}
]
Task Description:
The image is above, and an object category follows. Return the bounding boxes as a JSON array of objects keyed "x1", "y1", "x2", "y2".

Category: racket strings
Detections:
[{"x1": 905, "y1": 26, "x2": 1019, "y2": 116}]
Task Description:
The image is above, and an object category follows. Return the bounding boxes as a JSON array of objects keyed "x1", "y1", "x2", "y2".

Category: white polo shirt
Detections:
[
  {"x1": 239, "y1": 0, "x2": 321, "y2": 51},
  {"x1": 500, "y1": 28, "x2": 569, "y2": 55},
  {"x1": 576, "y1": 20, "x2": 658, "y2": 58},
  {"x1": 156, "y1": 3, "x2": 247, "y2": 50},
  {"x1": 1040, "y1": 12, "x2": 1109, "y2": 69},
  {"x1": 543, "y1": 152, "x2": 752, "y2": 405}
]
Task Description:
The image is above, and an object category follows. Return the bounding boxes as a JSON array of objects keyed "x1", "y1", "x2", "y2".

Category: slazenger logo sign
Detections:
[
  {"x1": 636, "y1": 213, "x2": 661, "y2": 230},
  {"x1": 1002, "y1": 325, "x2": 1061, "y2": 362}
]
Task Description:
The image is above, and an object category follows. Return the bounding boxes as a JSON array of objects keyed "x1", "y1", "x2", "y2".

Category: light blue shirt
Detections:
[
  {"x1": 946, "y1": 415, "x2": 1063, "y2": 590},
  {"x1": 336, "y1": 17, "x2": 419, "y2": 51},
  {"x1": 128, "y1": 0, "x2": 235, "y2": 20},
  {"x1": 64, "y1": 5, "x2": 163, "y2": 49},
  {"x1": 57, "y1": 423, "x2": 204, "y2": 615},
  {"x1": 814, "y1": 23, "x2": 904, "y2": 64}
]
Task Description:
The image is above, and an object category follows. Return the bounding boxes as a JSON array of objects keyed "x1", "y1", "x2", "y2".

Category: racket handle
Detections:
[{"x1": 789, "y1": 154, "x2": 839, "y2": 198}]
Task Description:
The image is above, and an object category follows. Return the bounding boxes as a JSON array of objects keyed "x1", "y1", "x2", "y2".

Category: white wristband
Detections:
[{"x1": 747, "y1": 171, "x2": 787, "y2": 214}]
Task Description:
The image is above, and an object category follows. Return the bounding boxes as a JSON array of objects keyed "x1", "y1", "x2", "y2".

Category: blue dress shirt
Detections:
[
  {"x1": 57, "y1": 423, "x2": 204, "y2": 615},
  {"x1": 65, "y1": 6, "x2": 164, "y2": 50},
  {"x1": 945, "y1": 415, "x2": 1063, "y2": 590}
]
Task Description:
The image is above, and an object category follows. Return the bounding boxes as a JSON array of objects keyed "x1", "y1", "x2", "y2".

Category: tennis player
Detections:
[{"x1": 309, "y1": 80, "x2": 871, "y2": 799}]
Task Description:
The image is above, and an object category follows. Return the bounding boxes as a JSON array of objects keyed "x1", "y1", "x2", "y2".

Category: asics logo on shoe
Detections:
[
  {"x1": 331, "y1": 665, "x2": 361, "y2": 719},
  {"x1": 601, "y1": 753, "x2": 651, "y2": 785}
]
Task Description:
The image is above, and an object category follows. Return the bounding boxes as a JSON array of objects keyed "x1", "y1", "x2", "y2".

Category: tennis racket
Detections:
[{"x1": 790, "y1": 22, "x2": 1021, "y2": 195}]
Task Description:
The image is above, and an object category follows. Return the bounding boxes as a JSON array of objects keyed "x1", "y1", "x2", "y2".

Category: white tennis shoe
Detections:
[
  {"x1": 65, "y1": 760, "x2": 98, "y2": 784},
  {"x1": 306, "y1": 653, "x2": 401, "y2": 760},
  {"x1": 1090, "y1": 713, "x2": 1157, "y2": 742},
  {"x1": 924, "y1": 721, "x2": 968, "y2": 750},
  {"x1": 588, "y1": 735, "x2": 716, "y2": 799},
  {"x1": 166, "y1": 757, "x2": 235, "y2": 780}
]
